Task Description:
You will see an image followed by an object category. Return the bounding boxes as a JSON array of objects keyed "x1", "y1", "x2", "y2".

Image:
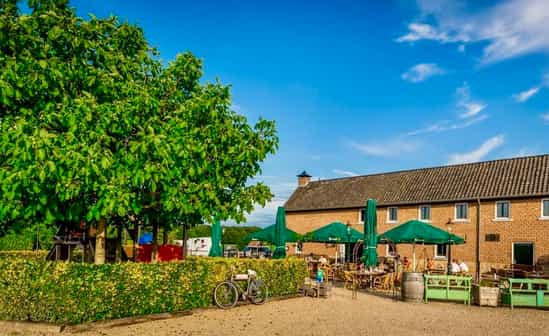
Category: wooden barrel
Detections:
[{"x1": 401, "y1": 272, "x2": 424, "y2": 302}]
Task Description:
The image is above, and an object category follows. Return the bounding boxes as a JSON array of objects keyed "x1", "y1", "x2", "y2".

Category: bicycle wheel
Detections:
[
  {"x1": 214, "y1": 281, "x2": 239, "y2": 309},
  {"x1": 249, "y1": 279, "x2": 268, "y2": 305}
]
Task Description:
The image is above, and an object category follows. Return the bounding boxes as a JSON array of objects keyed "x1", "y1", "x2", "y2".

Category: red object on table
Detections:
[{"x1": 137, "y1": 244, "x2": 183, "y2": 262}]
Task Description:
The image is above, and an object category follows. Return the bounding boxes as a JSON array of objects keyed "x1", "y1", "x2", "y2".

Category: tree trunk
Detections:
[
  {"x1": 182, "y1": 222, "x2": 188, "y2": 259},
  {"x1": 163, "y1": 228, "x2": 168, "y2": 245},
  {"x1": 152, "y1": 222, "x2": 159, "y2": 263},
  {"x1": 95, "y1": 219, "x2": 107, "y2": 264},
  {"x1": 115, "y1": 224, "x2": 122, "y2": 263}
]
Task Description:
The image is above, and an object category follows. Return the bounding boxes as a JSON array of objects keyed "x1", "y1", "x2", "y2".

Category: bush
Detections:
[
  {"x1": 0, "y1": 224, "x2": 56, "y2": 251},
  {"x1": 0, "y1": 250, "x2": 48, "y2": 262},
  {"x1": 0, "y1": 257, "x2": 307, "y2": 324}
]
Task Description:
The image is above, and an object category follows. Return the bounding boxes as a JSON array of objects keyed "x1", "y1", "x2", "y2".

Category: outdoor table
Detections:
[{"x1": 350, "y1": 270, "x2": 386, "y2": 288}]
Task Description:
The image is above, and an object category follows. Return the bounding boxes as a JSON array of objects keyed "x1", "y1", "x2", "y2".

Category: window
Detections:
[
  {"x1": 542, "y1": 199, "x2": 549, "y2": 219},
  {"x1": 435, "y1": 244, "x2": 447, "y2": 259},
  {"x1": 455, "y1": 203, "x2": 468, "y2": 221},
  {"x1": 386, "y1": 244, "x2": 396, "y2": 257},
  {"x1": 387, "y1": 207, "x2": 398, "y2": 223},
  {"x1": 495, "y1": 201, "x2": 510, "y2": 219},
  {"x1": 419, "y1": 205, "x2": 431, "y2": 221},
  {"x1": 359, "y1": 209, "x2": 366, "y2": 223}
]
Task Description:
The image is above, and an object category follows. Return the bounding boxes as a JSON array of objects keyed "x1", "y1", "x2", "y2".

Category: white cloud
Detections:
[
  {"x1": 401, "y1": 63, "x2": 446, "y2": 83},
  {"x1": 456, "y1": 82, "x2": 486, "y2": 118},
  {"x1": 448, "y1": 135, "x2": 505, "y2": 164},
  {"x1": 398, "y1": 0, "x2": 549, "y2": 64},
  {"x1": 349, "y1": 139, "x2": 419, "y2": 157},
  {"x1": 513, "y1": 87, "x2": 540, "y2": 102},
  {"x1": 333, "y1": 169, "x2": 359, "y2": 177},
  {"x1": 407, "y1": 114, "x2": 488, "y2": 136},
  {"x1": 542, "y1": 113, "x2": 549, "y2": 123}
]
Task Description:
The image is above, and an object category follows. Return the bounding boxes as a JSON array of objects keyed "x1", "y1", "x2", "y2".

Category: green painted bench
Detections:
[
  {"x1": 424, "y1": 275, "x2": 471, "y2": 305},
  {"x1": 500, "y1": 278, "x2": 549, "y2": 309}
]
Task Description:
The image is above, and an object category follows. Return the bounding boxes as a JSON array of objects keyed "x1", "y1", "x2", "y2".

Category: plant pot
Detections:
[{"x1": 472, "y1": 284, "x2": 499, "y2": 307}]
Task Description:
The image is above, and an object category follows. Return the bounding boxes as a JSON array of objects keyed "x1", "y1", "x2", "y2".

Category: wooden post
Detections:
[
  {"x1": 116, "y1": 224, "x2": 122, "y2": 263},
  {"x1": 94, "y1": 218, "x2": 106, "y2": 264},
  {"x1": 152, "y1": 222, "x2": 159, "y2": 263},
  {"x1": 182, "y1": 222, "x2": 188, "y2": 259},
  {"x1": 163, "y1": 227, "x2": 168, "y2": 245}
]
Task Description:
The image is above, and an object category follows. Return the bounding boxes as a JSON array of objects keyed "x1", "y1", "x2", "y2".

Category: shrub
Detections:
[
  {"x1": 0, "y1": 257, "x2": 307, "y2": 324},
  {"x1": 0, "y1": 224, "x2": 56, "y2": 251},
  {"x1": 0, "y1": 250, "x2": 48, "y2": 262}
]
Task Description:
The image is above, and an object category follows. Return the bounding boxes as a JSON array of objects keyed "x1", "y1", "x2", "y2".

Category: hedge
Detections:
[
  {"x1": 0, "y1": 257, "x2": 308, "y2": 324},
  {"x1": 0, "y1": 250, "x2": 48, "y2": 261}
]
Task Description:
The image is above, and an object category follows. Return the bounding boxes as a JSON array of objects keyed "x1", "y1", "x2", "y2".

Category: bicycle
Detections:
[{"x1": 214, "y1": 268, "x2": 268, "y2": 309}]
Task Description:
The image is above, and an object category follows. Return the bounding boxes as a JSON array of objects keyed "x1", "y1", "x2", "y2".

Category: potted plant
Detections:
[{"x1": 473, "y1": 279, "x2": 500, "y2": 307}]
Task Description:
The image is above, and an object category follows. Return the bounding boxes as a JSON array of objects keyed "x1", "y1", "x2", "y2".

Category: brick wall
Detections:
[{"x1": 286, "y1": 197, "x2": 549, "y2": 273}]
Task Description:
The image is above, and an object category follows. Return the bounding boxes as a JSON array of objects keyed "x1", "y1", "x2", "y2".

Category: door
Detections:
[{"x1": 513, "y1": 242, "x2": 534, "y2": 265}]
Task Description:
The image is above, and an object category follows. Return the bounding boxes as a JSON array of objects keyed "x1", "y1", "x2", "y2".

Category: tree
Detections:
[{"x1": 0, "y1": 0, "x2": 278, "y2": 263}]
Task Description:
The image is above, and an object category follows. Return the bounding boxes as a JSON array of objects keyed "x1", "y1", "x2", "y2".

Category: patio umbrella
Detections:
[
  {"x1": 362, "y1": 199, "x2": 378, "y2": 268},
  {"x1": 208, "y1": 219, "x2": 223, "y2": 257},
  {"x1": 273, "y1": 207, "x2": 287, "y2": 259},
  {"x1": 377, "y1": 219, "x2": 465, "y2": 271},
  {"x1": 304, "y1": 221, "x2": 362, "y2": 243},
  {"x1": 243, "y1": 225, "x2": 300, "y2": 244}
]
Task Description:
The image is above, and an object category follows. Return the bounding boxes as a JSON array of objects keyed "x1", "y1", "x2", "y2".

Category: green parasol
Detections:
[
  {"x1": 377, "y1": 219, "x2": 465, "y2": 271},
  {"x1": 208, "y1": 219, "x2": 223, "y2": 257},
  {"x1": 362, "y1": 199, "x2": 378, "y2": 268},
  {"x1": 304, "y1": 221, "x2": 362, "y2": 243},
  {"x1": 272, "y1": 207, "x2": 287, "y2": 259}
]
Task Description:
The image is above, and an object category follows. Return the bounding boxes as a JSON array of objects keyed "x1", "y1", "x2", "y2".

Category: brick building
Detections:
[{"x1": 284, "y1": 154, "x2": 549, "y2": 275}]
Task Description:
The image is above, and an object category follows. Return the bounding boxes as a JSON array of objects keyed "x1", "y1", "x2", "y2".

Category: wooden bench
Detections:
[
  {"x1": 500, "y1": 278, "x2": 549, "y2": 309},
  {"x1": 424, "y1": 275, "x2": 471, "y2": 305}
]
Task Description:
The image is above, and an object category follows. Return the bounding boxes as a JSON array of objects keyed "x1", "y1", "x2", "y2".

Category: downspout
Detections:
[{"x1": 476, "y1": 198, "x2": 481, "y2": 283}]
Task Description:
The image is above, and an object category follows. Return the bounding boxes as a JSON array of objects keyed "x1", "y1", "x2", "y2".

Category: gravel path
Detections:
[{"x1": 4, "y1": 288, "x2": 549, "y2": 336}]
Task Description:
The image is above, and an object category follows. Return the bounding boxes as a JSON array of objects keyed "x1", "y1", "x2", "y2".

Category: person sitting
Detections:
[
  {"x1": 402, "y1": 256, "x2": 410, "y2": 271},
  {"x1": 458, "y1": 260, "x2": 469, "y2": 274},
  {"x1": 450, "y1": 259, "x2": 460, "y2": 274},
  {"x1": 426, "y1": 258, "x2": 434, "y2": 272}
]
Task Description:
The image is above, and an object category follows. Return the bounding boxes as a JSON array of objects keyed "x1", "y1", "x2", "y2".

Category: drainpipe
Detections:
[{"x1": 476, "y1": 198, "x2": 481, "y2": 283}]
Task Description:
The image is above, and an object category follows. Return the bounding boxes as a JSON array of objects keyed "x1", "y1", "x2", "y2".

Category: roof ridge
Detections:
[{"x1": 308, "y1": 153, "x2": 549, "y2": 184}]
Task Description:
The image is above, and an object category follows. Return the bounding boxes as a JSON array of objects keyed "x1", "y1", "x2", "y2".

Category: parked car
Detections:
[{"x1": 242, "y1": 246, "x2": 272, "y2": 258}]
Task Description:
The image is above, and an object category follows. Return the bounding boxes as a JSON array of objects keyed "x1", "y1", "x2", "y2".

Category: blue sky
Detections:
[{"x1": 71, "y1": 0, "x2": 549, "y2": 226}]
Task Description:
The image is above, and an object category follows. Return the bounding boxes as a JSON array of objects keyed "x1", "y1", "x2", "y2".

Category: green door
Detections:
[{"x1": 513, "y1": 242, "x2": 534, "y2": 265}]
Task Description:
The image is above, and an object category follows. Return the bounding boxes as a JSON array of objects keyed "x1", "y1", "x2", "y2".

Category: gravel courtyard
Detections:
[{"x1": 4, "y1": 287, "x2": 549, "y2": 336}]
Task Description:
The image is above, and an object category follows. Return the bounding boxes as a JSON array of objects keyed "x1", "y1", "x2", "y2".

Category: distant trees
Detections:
[{"x1": 0, "y1": 0, "x2": 278, "y2": 263}]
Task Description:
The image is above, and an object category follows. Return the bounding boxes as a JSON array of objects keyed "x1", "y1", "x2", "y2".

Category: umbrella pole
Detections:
[{"x1": 412, "y1": 242, "x2": 416, "y2": 272}]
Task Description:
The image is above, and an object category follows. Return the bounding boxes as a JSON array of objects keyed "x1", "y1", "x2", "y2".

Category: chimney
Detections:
[{"x1": 297, "y1": 170, "x2": 312, "y2": 187}]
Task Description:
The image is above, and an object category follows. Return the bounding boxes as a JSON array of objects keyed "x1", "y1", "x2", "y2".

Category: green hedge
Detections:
[
  {"x1": 0, "y1": 257, "x2": 307, "y2": 324},
  {"x1": 0, "y1": 250, "x2": 48, "y2": 261}
]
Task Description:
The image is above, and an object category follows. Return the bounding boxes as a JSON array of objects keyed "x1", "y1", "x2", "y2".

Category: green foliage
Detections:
[
  {"x1": 0, "y1": 257, "x2": 307, "y2": 324},
  {"x1": 169, "y1": 225, "x2": 261, "y2": 249},
  {"x1": 0, "y1": 250, "x2": 48, "y2": 261},
  {"x1": 0, "y1": 1, "x2": 278, "y2": 233},
  {"x1": 222, "y1": 226, "x2": 261, "y2": 249},
  {"x1": 0, "y1": 223, "x2": 55, "y2": 250}
]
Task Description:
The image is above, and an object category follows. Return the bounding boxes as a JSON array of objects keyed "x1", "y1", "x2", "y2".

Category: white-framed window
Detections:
[
  {"x1": 359, "y1": 209, "x2": 366, "y2": 223},
  {"x1": 542, "y1": 199, "x2": 549, "y2": 219},
  {"x1": 434, "y1": 244, "x2": 447, "y2": 259},
  {"x1": 455, "y1": 203, "x2": 468, "y2": 221},
  {"x1": 387, "y1": 207, "x2": 398, "y2": 223},
  {"x1": 386, "y1": 244, "x2": 396, "y2": 257},
  {"x1": 495, "y1": 201, "x2": 511, "y2": 220},
  {"x1": 419, "y1": 205, "x2": 431, "y2": 222}
]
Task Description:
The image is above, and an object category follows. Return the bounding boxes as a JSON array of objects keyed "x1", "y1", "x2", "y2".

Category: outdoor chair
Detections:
[
  {"x1": 373, "y1": 274, "x2": 392, "y2": 290},
  {"x1": 343, "y1": 271, "x2": 355, "y2": 290}
]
